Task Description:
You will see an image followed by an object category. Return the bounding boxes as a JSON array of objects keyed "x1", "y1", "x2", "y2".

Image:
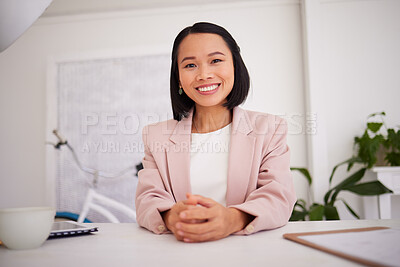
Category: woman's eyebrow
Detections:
[
  {"x1": 180, "y1": 51, "x2": 226, "y2": 63},
  {"x1": 181, "y1": 56, "x2": 195, "y2": 63},
  {"x1": 208, "y1": 51, "x2": 225, "y2": 57}
]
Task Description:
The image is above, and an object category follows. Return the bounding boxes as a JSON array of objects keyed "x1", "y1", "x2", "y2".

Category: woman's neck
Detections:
[{"x1": 192, "y1": 105, "x2": 232, "y2": 133}]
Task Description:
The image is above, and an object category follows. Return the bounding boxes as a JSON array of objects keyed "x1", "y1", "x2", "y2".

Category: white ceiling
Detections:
[{"x1": 42, "y1": 0, "x2": 261, "y2": 17}]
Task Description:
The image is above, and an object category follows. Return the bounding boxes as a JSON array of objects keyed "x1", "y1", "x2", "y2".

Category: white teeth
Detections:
[{"x1": 197, "y1": 84, "x2": 219, "y2": 92}]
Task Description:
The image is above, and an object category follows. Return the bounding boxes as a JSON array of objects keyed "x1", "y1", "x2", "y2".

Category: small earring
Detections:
[{"x1": 178, "y1": 86, "x2": 183, "y2": 95}]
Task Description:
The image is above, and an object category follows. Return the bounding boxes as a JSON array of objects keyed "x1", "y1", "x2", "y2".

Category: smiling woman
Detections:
[{"x1": 135, "y1": 22, "x2": 296, "y2": 243}]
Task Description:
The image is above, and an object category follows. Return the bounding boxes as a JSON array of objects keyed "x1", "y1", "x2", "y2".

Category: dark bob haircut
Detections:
[{"x1": 170, "y1": 22, "x2": 250, "y2": 121}]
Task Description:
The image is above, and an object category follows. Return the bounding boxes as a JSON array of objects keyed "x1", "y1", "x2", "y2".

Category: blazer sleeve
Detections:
[
  {"x1": 229, "y1": 118, "x2": 296, "y2": 235},
  {"x1": 135, "y1": 125, "x2": 175, "y2": 234}
]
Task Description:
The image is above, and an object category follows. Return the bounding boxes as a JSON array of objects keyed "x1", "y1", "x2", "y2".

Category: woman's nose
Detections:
[{"x1": 196, "y1": 65, "x2": 214, "y2": 81}]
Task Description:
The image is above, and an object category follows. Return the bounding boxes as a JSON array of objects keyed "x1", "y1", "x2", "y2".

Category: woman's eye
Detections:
[
  {"x1": 211, "y1": 59, "x2": 222, "y2": 64},
  {"x1": 184, "y1": 63, "x2": 196, "y2": 68}
]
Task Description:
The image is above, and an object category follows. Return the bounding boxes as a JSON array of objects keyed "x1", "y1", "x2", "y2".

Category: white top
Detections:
[{"x1": 190, "y1": 123, "x2": 231, "y2": 206}]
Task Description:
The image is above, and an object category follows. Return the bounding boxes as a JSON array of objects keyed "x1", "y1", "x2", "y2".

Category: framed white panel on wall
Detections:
[
  {"x1": 46, "y1": 45, "x2": 172, "y2": 222},
  {"x1": 301, "y1": 0, "x2": 330, "y2": 203}
]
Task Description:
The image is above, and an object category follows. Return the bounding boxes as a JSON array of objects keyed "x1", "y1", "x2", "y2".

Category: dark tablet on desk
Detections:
[{"x1": 49, "y1": 221, "x2": 98, "y2": 238}]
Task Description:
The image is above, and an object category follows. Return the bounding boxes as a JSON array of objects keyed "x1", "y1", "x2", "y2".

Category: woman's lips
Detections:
[{"x1": 196, "y1": 83, "x2": 220, "y2": 95}]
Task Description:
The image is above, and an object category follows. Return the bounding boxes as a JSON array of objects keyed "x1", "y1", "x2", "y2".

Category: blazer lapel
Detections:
[
  {"x1": 166, "y1": 111, "x2": 193, "y2": 202},
  {"x1": 226, "y1": 107, "x2": 256, "y2": 206}
]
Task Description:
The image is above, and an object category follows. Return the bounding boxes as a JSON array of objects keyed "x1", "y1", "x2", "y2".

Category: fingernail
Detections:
[
  {"x1": 180, "y1": 212, "x2": 186, "y2": 218},
  {"x1": 177, "y1": 231, "x2": 184, "y2": 236},
  {"x1": 176, "y1": 223, "x2": 181, "y2": 229},
  {"x1": 183, "y1": 238, "x2": 191, "y2": 242}
]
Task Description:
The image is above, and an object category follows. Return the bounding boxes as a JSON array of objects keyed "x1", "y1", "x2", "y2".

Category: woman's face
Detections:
[{"x1": 177, "y1": 33, "x2": 234, "y2": 109}]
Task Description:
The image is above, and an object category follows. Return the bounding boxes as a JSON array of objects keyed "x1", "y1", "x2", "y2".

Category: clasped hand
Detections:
[{"x1": 162, "y1": 193, "x2": 249, "y2": 243}]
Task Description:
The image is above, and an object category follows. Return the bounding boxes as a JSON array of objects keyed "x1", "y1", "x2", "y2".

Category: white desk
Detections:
[{"x1": 1, "y1": 220, "x2": 399, "y2": 267}]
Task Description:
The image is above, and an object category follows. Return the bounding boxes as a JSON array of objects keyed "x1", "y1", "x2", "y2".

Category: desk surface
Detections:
[{"x1": 1, "y1": 219, "x2": 399, "y2": 267}]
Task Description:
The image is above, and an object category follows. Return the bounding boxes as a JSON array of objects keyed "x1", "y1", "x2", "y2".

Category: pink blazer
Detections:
[{"x1": 135, "y1": 107, "x2": 296, "y2": 235}]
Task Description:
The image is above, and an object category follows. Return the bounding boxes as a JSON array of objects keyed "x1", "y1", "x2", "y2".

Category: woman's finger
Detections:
[
  {"x1": 176, "y1": 220, "x2": 215, "y2": 235},
  {"x1": 178, "y1": 219, "x2": 225, "y2": 242},
  {"x1": 181, "y1": 230, "x2": 217, "y2": 243},
  {"x1": 191, "y1": 195, "x2": 216, "y2": 208},
  {"x1": 179, "y1": 205, "x2": 214, "y2": 221},
  {"x1": 184, "y1": 193, "x2": 198, "y2": 205}
]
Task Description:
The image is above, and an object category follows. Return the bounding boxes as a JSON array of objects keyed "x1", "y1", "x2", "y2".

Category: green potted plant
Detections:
[{"x1": 290, "y1": 112, "x2": 399, "y2": 221}]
